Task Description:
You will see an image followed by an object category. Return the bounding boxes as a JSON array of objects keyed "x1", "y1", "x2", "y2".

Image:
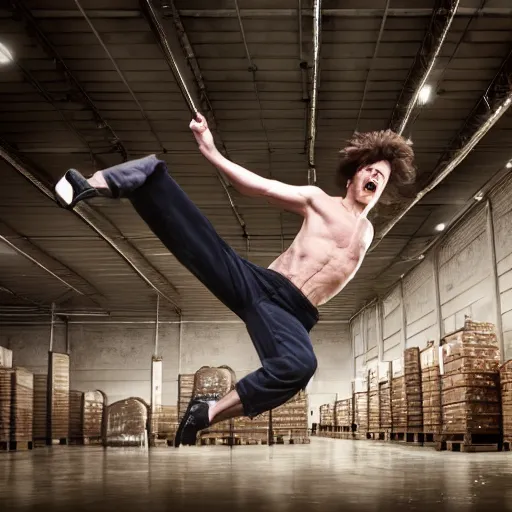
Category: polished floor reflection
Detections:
[{"x1": 1, "y1": 438, "x2": 512, "y2": 511}]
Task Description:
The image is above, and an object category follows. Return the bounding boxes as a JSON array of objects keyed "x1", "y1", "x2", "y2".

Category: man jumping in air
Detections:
[{"x1": 54, "y1": 113, "x2": 415, "y2": 447}]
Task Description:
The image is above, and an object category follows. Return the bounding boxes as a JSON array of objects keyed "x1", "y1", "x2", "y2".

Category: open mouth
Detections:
[{"x1": 364, "y1": 179, "x2": 378, "y2": 192}]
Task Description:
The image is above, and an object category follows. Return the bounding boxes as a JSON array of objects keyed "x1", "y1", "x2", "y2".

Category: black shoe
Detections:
[
  {"x1": 174, "y1": 400, "x2": 210, "y2": 447},
  {"x1": 54, "y1": 169, "x2": 100, "y2": 209}
]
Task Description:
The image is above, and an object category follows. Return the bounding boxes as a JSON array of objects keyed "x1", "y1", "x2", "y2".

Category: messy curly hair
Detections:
[{"x1": 337, "y1": 130, "x2": 416, "y2": 203}]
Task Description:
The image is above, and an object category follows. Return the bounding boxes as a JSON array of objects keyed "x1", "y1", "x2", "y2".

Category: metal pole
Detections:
[
  {"x1": 400, "y1": 280, "x2": 407, "y2": 351},
  {"x1": 486, "y1": 199, "x2": 505, "y2": 360},
  {"x1": 49, "y1": 303, "x2": 55, "y2": 352},
  {"x1": 154, "y1": 295, "x2": 160, "y2": 357},
  {"x1": 308, "y1": 0, "x2": 321, "y2": 185},
  {"x1": 140, "y1": 0, "x2": 198, "y2": 117},
  {"x1": 432, "y1": 249, "x2": 443, "y2": 344}
]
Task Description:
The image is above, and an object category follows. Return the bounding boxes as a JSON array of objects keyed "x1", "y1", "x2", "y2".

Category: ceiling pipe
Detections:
[
  {"x1": 73, "y1": 0, "x2": 167, "y2": 154},
  {"x1": 307, "y1": 0, "x2": 321, "y2": 186},
  {"x1": 145, "y1": 0, "x2": 249, "y2": 240},
  {"x1": 373, "y1": 50, "x2": 512, "y2": 247},
  {"x1": 0, "y1": 142, "x2": 182, "y2": 315},
  {"x1": 391, "y1": 0, "x2": 460, "y2": 136}
]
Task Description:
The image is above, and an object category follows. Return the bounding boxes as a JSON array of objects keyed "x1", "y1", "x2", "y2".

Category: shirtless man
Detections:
[{"x1": 54, "y1": 113, "x2": 415, "y2": 447}]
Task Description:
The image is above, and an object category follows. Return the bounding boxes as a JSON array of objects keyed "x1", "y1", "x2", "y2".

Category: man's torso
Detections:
[{"x1": 268, "y1": 191, "x2": 372, "y2": 307}]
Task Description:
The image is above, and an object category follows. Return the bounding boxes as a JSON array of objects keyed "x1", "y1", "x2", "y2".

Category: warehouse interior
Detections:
[{"x1": 1, "y1": 0, "x2": 512, "y2": 510}]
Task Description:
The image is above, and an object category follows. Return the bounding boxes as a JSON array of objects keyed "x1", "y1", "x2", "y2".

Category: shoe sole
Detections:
[{"x1": 54, "y1": 175, "x2": 74, "y2": 208}]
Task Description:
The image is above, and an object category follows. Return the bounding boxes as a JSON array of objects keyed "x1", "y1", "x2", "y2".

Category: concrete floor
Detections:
[{"x1": 0, "y1": 438, "x2": 511, "y2": 511}]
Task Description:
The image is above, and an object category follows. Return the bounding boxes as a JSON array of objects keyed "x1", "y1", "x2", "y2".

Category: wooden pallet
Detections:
[
  {"x1": 436, "y1": 433, "x2": 501, "y2": 452},
  {"x1": 198, "y1": 436, "x2": 232, "y2": 446},
  {"x1": 0, "y1": 440, "x2": 33, "y2": 451},
  {"x1": 233, "y1": 437, "x2": 268, "y2": 446},
  {"x1": 366, "y1": 431, "x2": 391, "y2": 441},
  {"x1": 390, "y1": 431, "x2": 423, "y2": 444}
]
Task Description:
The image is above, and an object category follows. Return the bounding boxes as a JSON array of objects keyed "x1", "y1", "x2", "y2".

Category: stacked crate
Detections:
[
  {"x1": 0, "y1": 369, "x2": 12, "y2": 447},
  {"x1": 177, "y1": 374, "x2": 194, "y2": 422},
  {"x1": 33, "y1": 375, "x2": 47, "y2": 445},
  {"x1": 334, "y1": 398, "x2": 352, "y2": 431},
  {"x1": 391, "y1": 358, "x2": 407, "y2": 431},
  {"x1": 233, "y1": 412, "x2": 270, "y2": 444},
  {"x1": 404, "y1": 347, "x2": 423, "y2": 429},
  {"x1": 48, "y1": 352, "x2": 70, "y2": 444},
  {"x1": 353, "y1": 377, "x2": 369, "y2": 434},
  {"x1": 420, "y1": 344, "x2": 442, "y2": 434},
  {"x1": 151, "y1": 405, "x2": 178, "y2": 443},
  {"x1": 0, "y1": 368, "x2": 34, "y2": 449},
  {"x1": 83, "y1": 390, "x2": 105, "y2": 444},
  {"x1": 272, "y1": 391, "x2": 308, "y2": 443},
  {"x1": 11, "y1": 368, "x2": 33, "y2": 448},
  {"x1": 368, "y1": 366, "x2": 380, "y2": 431},
  {"x1": 319, "y1": 403, "x2": 335, "y2": 430},
  {"x1": 441, "y1": 320, "x2": 501, "y2": 441},
  {"x1": 69, "y1": 390, "x2": 83, "y2": 443},
  {"x1": 378, "y1": 362, "x2": 392, "y2": 431},
  {"x1": 500, "y1": 360, "x2": 512, "y2": 445}
]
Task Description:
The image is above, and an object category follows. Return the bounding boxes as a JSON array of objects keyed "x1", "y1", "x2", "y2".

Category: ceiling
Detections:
[{"x1": 0, "y1": 0, "x2": 511, "y2": 322}]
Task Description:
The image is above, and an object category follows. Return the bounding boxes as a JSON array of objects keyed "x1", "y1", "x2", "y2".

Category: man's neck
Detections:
[{"x1": 341, "y1": 195, "x2": 367, "y2": 217}]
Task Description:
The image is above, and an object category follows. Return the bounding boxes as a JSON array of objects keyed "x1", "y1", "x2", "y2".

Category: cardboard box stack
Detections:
[
  {"x1": 500, "y1": 360, "x2": 512, "y2": 442},
  {"x1": 335, "y1": 398, "x2": 352, "y2": 430},
  {"x1": 368, "y1": 365, "x2": 380, "y2": 431},
  {"x1": 272, "y1": 391, "x2": 308, "y2": 443},
  {"x1": 378, "y1": 362, "x2": 392, "y2": 430},
  {"x1": 404, "y1": 347, "x2": 423, "y2": 429},
  {"x1": 391, "y1": 358, "x2": 407, "y2": 431}
]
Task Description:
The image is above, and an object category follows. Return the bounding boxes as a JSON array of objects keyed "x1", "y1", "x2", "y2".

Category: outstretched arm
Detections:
[{"x1": 190, "y1": 113, "x2": 321, "y2": 215}]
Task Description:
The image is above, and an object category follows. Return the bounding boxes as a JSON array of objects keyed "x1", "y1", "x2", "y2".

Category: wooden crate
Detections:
[
  {"x1": 48, "y1": 352, "x2": 70, "y2": 443},
  {"x1": 272, "y1": 391, "x2": 308, "y2": 443},
  {"x1": 354, "y1": 392, "x2": 368, "y2": 432},
  {"x1": 440, "y1": 320, "x2": 501, "y2": 438},
  {"x1": 83, "y1": 390, "x2": 105, "y2": 444},
  {"x1": 334, "y1": 398, "x2": 353, "y2": 429},
  {"x1": 33, "y1": 375, "x2": 47, "y2": 444},
  {"x1": 69, "y1": 390, "x2": 83, "y2": 442}
]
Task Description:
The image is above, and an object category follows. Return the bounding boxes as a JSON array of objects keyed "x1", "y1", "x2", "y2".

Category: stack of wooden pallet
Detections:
[
  {"x1": 33, "y1": 374, "x2": 47, "y2": 445},
  {"x1": 354, "y1": 391, "x2": 368, "y2": 434},
  {"x1": 368, "y1": 366, "x2": 379, "y2": 431},
  {"x1": 272, "y1": 391, "x2": 308, "y2": 443},
  {"x1": 48, "y1": 352, "x2": 70, "y2": 444},
  {"x1": 69, "y1": 390, "x2": 83, "y2": 443},
  {"x1": 319, "y1": 403, "x2": 335, "y2": 429},
  {"x1": 440, "y1": 320, "x2": 501, "y2": 451},
  {"x1": 500, "y1": 360, "x2": 512, "y2": 449},
  {"x1": 0, "y1": 367, "x2": 34, "y2": 450},
  {"x1": 334, "y1": 398, "x2": 352, "y2": 432},
  {"x1": 391, "y1": 358, "x2": 407, "y2": 431},
  {"x1": 233, "y1": 412, "x2": 269, "y2": 445},
  {"x1": 404, "y1": 347, "x2": 423, "y2": 430},
  {"x1": 151, "y1": 405, "x2": 178, "y2": 444},
  {"x1": 420, "y1": 344, "x2": 441, "y2": 436},
  {"x1": 0, "y1": 369, "x2": 12, "y2": 448},
  {"x1": 177, "y1": 374, "x2": 194, "y2": 422},
  {"x1": 378, "y1": 362, "x2": 391, "y2": 432},
  {"x1": 83, "y1": 390, "x2": 105, "y2": 444}
]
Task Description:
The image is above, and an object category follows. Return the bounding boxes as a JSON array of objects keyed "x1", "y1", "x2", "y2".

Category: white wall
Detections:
[
  {"x1": 1, "y1": 319, "x2": 352, "y2": 421},
  {"x1": 350, "y1": 175, "x2": 512, "y2": 368}
]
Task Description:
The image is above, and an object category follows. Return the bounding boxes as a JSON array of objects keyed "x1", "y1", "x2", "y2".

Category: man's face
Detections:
[{"x1": 347, "y1": 160, "x2": 391, "y2": 208}]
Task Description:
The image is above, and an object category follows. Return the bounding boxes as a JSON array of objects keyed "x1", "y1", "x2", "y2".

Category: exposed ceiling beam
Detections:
[
  {"x1": 389, "y1": 0, "x2": 460, "y2": 136},
  {"x1": 141, "y1": 0, "x2": 249, "y2": 239},
  {"x1": 0, "y1": 219, "x2": 105, "y2": 308},
  {"x1": 0, "y1": 140, "x2": 183, "y2": 314},
  {"x1": 307, "y1": 0, "x2": 321, "y2": 186},
  {"x1": 175, "y1": 7, "x2": 511, "y2": 17},
  {"x1": 8, "y1": 7, "x2": 510, "y2": 19},
  {"x1": 10, "y1": 0, "x2": 128, "y2": 162},
  {"x1": 373, "y1": 48, "x2": 512, "y2": 247}
]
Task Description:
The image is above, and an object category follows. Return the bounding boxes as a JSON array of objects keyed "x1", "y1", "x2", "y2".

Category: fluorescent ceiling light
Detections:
[
  {"x1": 435, "y1": 223, "x2": 446, "y2": 232},
  {"x1": 418, "y1": 84, "x2": 432, "y2": 106},
  {"x1": 0, "y1": 43, "x2": 13, "y2": 64},
  {"x1": 506, "y1": 161, "x2": 512, "y2": 169}
]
